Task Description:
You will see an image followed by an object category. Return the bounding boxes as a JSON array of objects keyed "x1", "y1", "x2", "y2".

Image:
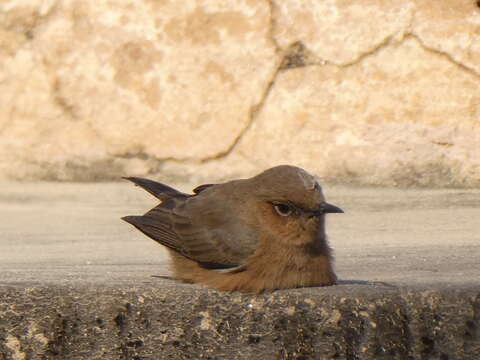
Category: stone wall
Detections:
[{"x1": 1, "y1": 0, "x2": 479, "y2": 186}]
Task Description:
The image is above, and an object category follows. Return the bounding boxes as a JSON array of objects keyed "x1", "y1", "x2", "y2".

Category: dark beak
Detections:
[{"x1": 320, "y1": 202, "x2": 344, "y2": 214}]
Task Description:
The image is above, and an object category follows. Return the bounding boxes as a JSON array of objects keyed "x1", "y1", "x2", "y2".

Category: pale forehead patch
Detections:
[{"x1": 296, "y1": 168, "x2": 318, "y2": 190}]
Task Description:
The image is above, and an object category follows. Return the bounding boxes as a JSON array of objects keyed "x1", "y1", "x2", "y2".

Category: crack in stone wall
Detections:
[
  {"x1": 0, "y1": 0, "x2": 479, "y2": 185},
  {"x1": 154, "y1": 1, "x2": 480, "y2": 171},
  {"x1": 411, "y1": 32, "x2": 480, "y2": 79}
]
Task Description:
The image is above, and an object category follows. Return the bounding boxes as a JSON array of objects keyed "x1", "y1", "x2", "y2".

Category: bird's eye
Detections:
[{"x1": 273, "y1": 203, "x2": 293, "y2": 216}]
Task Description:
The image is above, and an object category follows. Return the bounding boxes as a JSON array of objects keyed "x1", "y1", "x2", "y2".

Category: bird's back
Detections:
[{"x1": 122, "y1": 177, "x2": 259, "y2": 270}]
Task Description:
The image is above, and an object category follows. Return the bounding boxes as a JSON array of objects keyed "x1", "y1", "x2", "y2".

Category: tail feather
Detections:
[
  {"x1": 122, "y1": 215, "x2": 182, "y2": 252},
  {"x1": 123, "y1": 177, "x2": 188, "y2": 200}
]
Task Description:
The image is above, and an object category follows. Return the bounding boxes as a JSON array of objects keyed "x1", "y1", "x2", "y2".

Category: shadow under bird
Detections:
[{"x1": 122, "y1": 165, "x2": 343, "y2": 293}]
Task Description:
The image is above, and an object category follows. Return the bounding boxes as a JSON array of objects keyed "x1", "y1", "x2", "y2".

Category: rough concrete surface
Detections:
[
  {"x1": 1, "y1": 0, "x2": 480, "y2": 186},
  {"x1": 1, "y1": 182, "x2": 479, "y2": 359}
]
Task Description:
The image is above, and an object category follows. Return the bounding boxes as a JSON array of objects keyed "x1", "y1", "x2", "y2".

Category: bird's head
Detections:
[{"x1": 247, "y1": 165, "x2": 343, "y2": 252}]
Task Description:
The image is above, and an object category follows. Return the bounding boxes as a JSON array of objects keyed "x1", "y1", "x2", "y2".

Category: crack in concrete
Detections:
[
  {"x1": 334, "y1": 34, "x2": 397, "y2": 68},
  {"x1": 196, "y1": 0, "x2": 284, "y2": 163},
  {"x1": 275, "y1": 33, "x2": 398, "y2": 70},
  {"x1": 198, "y1": 59, "x2": 283, "y2": 163},
  {"x1": 279, "y1": 41, "x2": 324, "y2": 70},
  {"x1": 294, "y1": 31, "x2": 480, "y2": 83},
  {"x1": 43, "y1": 0, "x2": 285, "y2": 167},
  {"x1": 409, "y1": 32, "x2": 480, "y2": 79},
  {"x1": 193, "y1": 34, "x2": 399, "y2": 164},
  {"x1": 112, "y1": 54, "x2": 282, "y2": 167},
  {"x1": 170, "y1": 4, "x2": 480, "y2": 165},
  {"x1": 4, "y1": 1, "x2": 479, "y2": 171},
  {"x1": 266, "y1": 0, "x2": 282, "y2": 54},
  {"x1": 188, "y1": 9, "x2": 408, "y2": 165},
  {"x1": 194, "y1": 26, "x2": 480, "y2": 164}
]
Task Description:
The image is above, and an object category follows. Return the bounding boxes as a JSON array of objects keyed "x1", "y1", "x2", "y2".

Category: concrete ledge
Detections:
[
  {"x1": 1, "y1": 282, "x2": 479, "y2": 359},
  {"x1": 1, "y1": 182, "x2": 480, "y2": 359}
]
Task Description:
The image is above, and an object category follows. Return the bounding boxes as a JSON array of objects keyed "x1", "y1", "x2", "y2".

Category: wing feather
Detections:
[{"x1": 122, "y1": 180, "x2": 259, "y2": 269}]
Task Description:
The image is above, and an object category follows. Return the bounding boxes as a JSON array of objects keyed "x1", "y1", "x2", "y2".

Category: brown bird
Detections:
[{"x1": 122, "y1": 165, "x2": 343, "y2": 293}]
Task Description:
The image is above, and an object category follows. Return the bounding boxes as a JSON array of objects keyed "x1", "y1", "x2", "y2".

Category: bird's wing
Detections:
[
  {"x1": 192, "y1": 183, "x2": 214, "y2": 194},
  {"x1": 122, "y1": 192, "x2": 258, "y2": 269}
]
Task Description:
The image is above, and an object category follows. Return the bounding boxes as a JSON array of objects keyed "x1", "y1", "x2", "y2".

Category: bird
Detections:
[{"x1": 122, "y1": 165, "x2": 343, "y2": 293}]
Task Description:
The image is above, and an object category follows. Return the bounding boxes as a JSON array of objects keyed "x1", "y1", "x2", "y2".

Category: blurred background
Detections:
[{"x1": 1, "y1": 0, "x2": 479, "y2": 187}]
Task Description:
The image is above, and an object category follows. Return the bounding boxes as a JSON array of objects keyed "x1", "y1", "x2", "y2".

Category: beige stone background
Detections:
[{"x1": 1, "y1": 0, "x2": 479, "y2": 187}]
